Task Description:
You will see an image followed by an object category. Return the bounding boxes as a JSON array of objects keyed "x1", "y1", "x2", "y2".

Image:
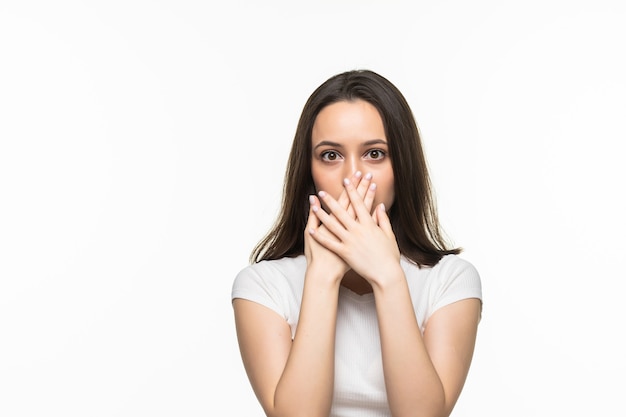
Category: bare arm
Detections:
[
  {"x1": 311, "y1": 179, "x2": 481, "y2": 417},
  {"x1": 372, "y1": 272, "x2": 481, "y2": 417},
  {"x1": 233, "y1": 275, "x2": 340, "y2": 417},
  {"x1": 233, "y1": 174, "x2": 376, "y2": 417}
]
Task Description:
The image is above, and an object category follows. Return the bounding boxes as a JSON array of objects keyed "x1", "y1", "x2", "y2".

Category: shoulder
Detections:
[
  {"x1": 429, "y1": 254, "x2": 482, "y2": 292},
  {"x1": 433, "y1": 254, "x2": 480, "y2": 279},
  {"x1": 403, "y1": 254, "x2": 482, "y2": 319},
  {"x1": 232, "y1": 255, "x2": 307, "y2": 300},
  {"x1": 232, "y1": 256, "x2": 307, "y2": 335},
  {"x1": 235, "y1": 255, "x2": 307, "y2": 282},
  {"x1": 402, "y1": 254, "x2": 479, "y2": 280},
  {"x1": 429, "y1": 254, "x2": 482, "y2": 310}
]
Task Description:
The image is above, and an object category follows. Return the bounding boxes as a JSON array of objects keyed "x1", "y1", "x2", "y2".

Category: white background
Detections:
[{"x1": 1, "y1": 0, "x2": 624, "y2": 416}]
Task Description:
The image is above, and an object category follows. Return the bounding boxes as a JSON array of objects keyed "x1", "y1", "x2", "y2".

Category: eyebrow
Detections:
[{"x1": 313, "y1": 139, "x2": 388, "y2": 150}]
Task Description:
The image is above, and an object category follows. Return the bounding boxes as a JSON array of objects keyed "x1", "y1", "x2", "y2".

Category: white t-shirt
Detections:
[{"x1": 231, "y1": 254, "x2": 482, "y2": 417}]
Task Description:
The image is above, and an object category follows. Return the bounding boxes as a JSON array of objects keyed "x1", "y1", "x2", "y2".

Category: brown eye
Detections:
[
  {"x1": 366, "y1": 149, "x2": 386, "y2": 160},
  {"x1": 321, "y1": 151, "x2": 341, "y2": 161}
]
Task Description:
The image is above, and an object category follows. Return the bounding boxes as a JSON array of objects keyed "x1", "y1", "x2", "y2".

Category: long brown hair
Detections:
[{"x1": 250, "y1": 69, "x2": 460, "y2": 267}]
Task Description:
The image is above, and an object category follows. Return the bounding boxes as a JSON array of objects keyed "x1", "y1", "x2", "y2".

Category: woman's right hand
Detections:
[{"x1": 304, "y1": 172, "x2": 376, "y2": 282}]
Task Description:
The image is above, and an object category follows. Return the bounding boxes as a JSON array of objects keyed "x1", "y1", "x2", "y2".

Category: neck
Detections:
[{"x1": 341, "y1": 269, "x2": 373, "y2": 295}]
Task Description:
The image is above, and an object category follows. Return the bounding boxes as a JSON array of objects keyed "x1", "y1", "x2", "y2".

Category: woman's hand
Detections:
[
  {"x1": 309, "y1": 177, "x2": 401, "y2": 286},
  {"x1": 304, "y1": 172, "x2": 375, "y2": 282}
]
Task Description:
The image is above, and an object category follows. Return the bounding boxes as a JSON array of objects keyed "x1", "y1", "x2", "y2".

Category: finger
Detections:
[
  {"x1": 363, "y1": 180, "x2": 377, "y2": 215},
  {"x1": 376, "y1": 203, "x2": 394, "y2": 236},
  {"x1": 337, "y1": 171, "x2": 363, "y2": 216},
  {"x1": 306, "y1": 195, "x2": 320, "y2": 232},
  {"x1": 308, "y1": 199, "x2": 346, "y2": 254},
  {"x1": 304, "y1": 195, "x2": 319, "y2": 256},
  {"x1": 343, "y1": 178, "x2": 373, "y2": 222},
  {"x1": 308, "y1": 219, "x2": 345, "y2": 255},
  {"x1": 331, "y1": 172, "x2": 372, "y2": 220},
  {"x1": 350, "y1": 172, "x2": 374, "y2": 216},
  {"x1": 316, "y1": 190, "x2": 354, "y2": 236},
  {"x1": 311, "y1": 194, "x2": 348, "y2": 244}
]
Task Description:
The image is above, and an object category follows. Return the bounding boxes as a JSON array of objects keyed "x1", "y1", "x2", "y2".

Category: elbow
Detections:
[
  {"x1": 270, "y1": 412, "x2": 329, "y2": 417},
  {"x1": 390, "y1": 388, "x2": 448, "y2": 417},
  {"x1": 268, "y1": 401, "x2": 330, "y2": 417}
]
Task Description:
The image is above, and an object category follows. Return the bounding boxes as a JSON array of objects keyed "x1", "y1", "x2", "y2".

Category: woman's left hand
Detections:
[{"x1": 309, "y1": 178, "x2": 401, "y2": 285}]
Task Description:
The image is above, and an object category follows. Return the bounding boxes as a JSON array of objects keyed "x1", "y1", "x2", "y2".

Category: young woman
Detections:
[{"x1": 231, "y1": 69, "x2": 482, "y2": 417}]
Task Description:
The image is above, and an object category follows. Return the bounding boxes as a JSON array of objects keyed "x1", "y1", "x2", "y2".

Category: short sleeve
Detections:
[
  {"x1": 431, "y1": 255, "x2": 483, "y2": 314},
  {"x1": 231, "y1": 263, "x2": 288, "y2": 320}
]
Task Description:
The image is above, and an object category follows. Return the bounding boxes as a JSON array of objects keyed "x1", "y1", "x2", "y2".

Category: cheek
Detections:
[
  {"x1": 375, "y1": 176, "x2": 395, "y2": 208},
  {"x1": 311, "y1": 169, "x2": 343, "y2": 200},
  {"x1": 317, "y1": 181, "x2": 345, "y2": 201}
]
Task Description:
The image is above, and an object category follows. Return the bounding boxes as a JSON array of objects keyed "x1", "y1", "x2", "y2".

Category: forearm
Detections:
[
  {"x1": 272, "y1": 273, "x2": 341, "y2": 417},
  {"x1": 372, "y1": 270, "x2": 446, "y2": 417}
]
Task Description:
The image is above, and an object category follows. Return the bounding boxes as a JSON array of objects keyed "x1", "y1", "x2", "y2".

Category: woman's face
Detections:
[{"x1": 311, "y1": 99, "x2": 395, "y2": 213}]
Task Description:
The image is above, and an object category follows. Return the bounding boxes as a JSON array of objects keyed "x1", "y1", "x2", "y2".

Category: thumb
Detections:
[{"x1": 305, "y1": 196, "x2": 318, "y2": 249}]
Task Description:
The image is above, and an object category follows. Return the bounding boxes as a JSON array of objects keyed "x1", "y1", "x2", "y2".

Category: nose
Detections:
[{"x1": 345, "y1": 156, "x2": 362, "y2": 179}]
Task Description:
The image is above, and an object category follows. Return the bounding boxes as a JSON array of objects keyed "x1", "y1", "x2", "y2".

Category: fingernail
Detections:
[
  {"x1": 365, "y1": 172, "x2": 372, "y2": 180},
  {"x1": 380, "y1": 203, "x2": 386, "y2": 211},
  {"x1": 355, "y1": 171, "x2": 362, "y2": 178},
  {"x1": 370, "y1": 183, "x2": 377, "y2": 190},
  {"x1": 318, "y1": 190, "x2": 327, "y2": 198},
  {"x1": 309, "y1": 195, "x2": 315, "y2": 204},
  {"x1": 312, "y1": 205, "x2": 318, "y2": 212},
  {"x1": 343, "y1": 178, "x2": 350, "y2": 186}
]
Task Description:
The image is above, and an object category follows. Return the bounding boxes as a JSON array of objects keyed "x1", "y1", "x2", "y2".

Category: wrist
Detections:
[
  {"x1": 305, "y1": 263, "x2": 346, "y2": 287},
  {"x1": 367, "y1": 263, "x2": 405, "y2": 292}
]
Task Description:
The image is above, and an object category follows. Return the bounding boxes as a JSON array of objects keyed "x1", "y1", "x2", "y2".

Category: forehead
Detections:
[{"x1": 312, "y1": 100, "x2": 386, "y2": 143}]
